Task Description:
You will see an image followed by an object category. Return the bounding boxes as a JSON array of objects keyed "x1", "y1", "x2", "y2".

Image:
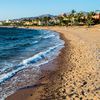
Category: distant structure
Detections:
[
  {"x1": 93, "y1": 10, "x2": 100, "y2": 20},
  {"x1": 0, "y1": 22, "x2": 2, "y2": 25}
]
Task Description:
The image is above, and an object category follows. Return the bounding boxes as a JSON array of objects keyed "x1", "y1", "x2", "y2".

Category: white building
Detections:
[{"x1": 0, "y1": 22, "x2": 2, "y2": 25}]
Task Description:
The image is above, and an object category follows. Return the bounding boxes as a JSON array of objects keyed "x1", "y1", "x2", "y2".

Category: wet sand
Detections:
[{"x1": 6, "y1": 25, "x2": 100, "y2": 100}]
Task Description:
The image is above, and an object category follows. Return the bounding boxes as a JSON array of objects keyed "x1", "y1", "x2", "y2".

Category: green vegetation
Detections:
[
  {"x1": 0, "y1": 10, "x2": 100, "y2": 27},
  {"x1": 86, "y1": 12, "x2": 95, "y2": 27}
]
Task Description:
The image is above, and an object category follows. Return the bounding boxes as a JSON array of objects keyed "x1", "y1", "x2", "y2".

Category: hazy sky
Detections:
[{"x1": 0, "y1": 0, "x2": 100, "y2": 20}]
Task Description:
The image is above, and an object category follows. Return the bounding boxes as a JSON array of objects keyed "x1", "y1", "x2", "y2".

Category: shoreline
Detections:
[
  {"x1": 7, "y1": 26, "x2": 100, "y2": 100},
  {"x1": 6, "y1": 29, "x2": 65, "y2": 100},
  {"x1": 0, "y1": 27, "x2": 64, "y2": 99}
]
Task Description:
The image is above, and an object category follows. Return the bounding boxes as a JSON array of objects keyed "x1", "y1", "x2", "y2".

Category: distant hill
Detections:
[
  {"x1": 38, "y1": 14, "x2": 55, "y2": 18},
  {"x1": 12, "y1": 14, "x2": 56, "y2": 21}
]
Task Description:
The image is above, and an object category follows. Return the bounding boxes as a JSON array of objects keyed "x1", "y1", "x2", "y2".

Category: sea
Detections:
[{"x1": 0, "y1": 27, "x2": 64, "y2": 99}]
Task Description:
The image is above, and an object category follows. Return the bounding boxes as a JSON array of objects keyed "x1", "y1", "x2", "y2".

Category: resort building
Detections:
[
  {"x1": 23, "y1": 21, "x2": 33, "y2": 26},
  {"x1": 93, "y1": 13, "x2": 100, "y2": 20},
  {"x1": 0, "y1": 22, "x2": 3, "y2": 25}
]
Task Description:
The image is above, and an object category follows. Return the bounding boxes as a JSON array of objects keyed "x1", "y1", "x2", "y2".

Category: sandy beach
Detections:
[{"x1": 6, "y1": 25, "x2": 100, "y2": 100}]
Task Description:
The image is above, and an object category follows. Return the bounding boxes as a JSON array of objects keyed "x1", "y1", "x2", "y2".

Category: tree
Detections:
[
  {"x1": 41, "y1": 16, "x2": 51, "y2": 26},
  {"x1": 75, "y1": 12, "x2": 85, "y2": 25},
  {"x1": 86, "y1": 19, "x2": 94, "y2": 27},
  {"x1": 71, "y1": 10, "x2": 76, "y2": 15},
  {"x1": 57, "y1": 16, "x2": 64, "y2": 26},
  {"x1": 68, "y1": 10, "x2": 77, "y2": 26},
  {"x1": 86, "y1": 12, "x2": 95, "y2": 27}
]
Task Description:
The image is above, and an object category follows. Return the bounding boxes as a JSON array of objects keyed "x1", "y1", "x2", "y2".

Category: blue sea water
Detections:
[{"x1": 0, "y1": 27, "x2": 64, "y2": 99}]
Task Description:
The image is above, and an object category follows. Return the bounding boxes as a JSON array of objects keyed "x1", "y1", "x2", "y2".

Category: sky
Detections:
[{"x1": 0, "y1": 0, "x2": 100, "y2": 20}]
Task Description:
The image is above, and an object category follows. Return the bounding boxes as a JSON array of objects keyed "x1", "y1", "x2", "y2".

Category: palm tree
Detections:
[
  {"x1": 62, "y1": 14, "x2": 70, "y2": 26},
  {"x1": 86, "y1": 12, "x2": 95, "y2": 27},
  {"x1": 86, "y1": 19, "x2": 94, "y2": 27},
  {"x1": 57, "y1": 16, "x2": 64, "y2": 26},
  {"x1": 42, "y1": 16, "x2": 51, "y2": 26},
  {"x1": 71, "y1": 10, "x2": 76, "y2": 15},
  {"x1": 69, "y1": 10, "x2": 76, "y2": 25},
  {"x1": 75, "y1": 12, "x2": 85, "y2": 25}
]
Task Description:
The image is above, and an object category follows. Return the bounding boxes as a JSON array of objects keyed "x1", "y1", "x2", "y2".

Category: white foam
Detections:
[
  {"x1": 0, "y1": 64, "x2": 25, "y2": 84},
  {"x1": 22, "y1": 44, "x2": 63, "y2": 65},
  {"x1": 0, "y1": 44, "x2": 64, "y2": 84},
  {"x1": 33, "y1": 41, "x2": 38, "y2": 44},
  {"x1": 43, "y1": 34, "x2": 55, "y2": 39}
]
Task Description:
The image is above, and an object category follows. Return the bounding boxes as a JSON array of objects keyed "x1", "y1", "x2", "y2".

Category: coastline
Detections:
[{"x1": 6, "y1": 26, "x2": 100, "y2": 100}]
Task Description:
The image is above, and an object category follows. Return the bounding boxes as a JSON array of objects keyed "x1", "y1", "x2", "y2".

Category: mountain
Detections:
[
  {"x1": 38, "y1": 14, "x2": 55, "y2": 18},
  {"x1": 12, "y1": 14, "x2": 55, "y2": 21}
]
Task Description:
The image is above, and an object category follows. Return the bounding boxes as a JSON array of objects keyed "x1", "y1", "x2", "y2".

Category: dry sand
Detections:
[{"x1": 6, "y1": 25, "x2": 100, "y2": 100}]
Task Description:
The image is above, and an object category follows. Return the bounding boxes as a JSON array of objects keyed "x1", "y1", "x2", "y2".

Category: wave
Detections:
[
  {"x1": 0, "y1": 40, "x2": 39, "y2": 52},
  {"x1": 43, "y1": 34, "x2": 55, "y2": 39},
  {"x1": 22, "y1": 44, "x2": 62, "y2": 65},
  {"x1": 0, "y1": 29, "x2": 65, "y2": 100},
  {"x1": 0, "y1": 43, "x2": 64, "y2": 84}
]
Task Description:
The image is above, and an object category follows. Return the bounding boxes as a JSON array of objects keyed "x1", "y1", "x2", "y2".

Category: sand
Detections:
[{"x1": 6, "y1": 25, "x2": 100, "y2": 100}]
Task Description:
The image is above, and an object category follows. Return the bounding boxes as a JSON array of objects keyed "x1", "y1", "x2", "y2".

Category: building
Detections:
[
  {"x1": 93, "y1": 13, "x2": 100, "y2": 20},
  {"x1": 23, "y1": 21, "x2": 33, "y2": 26},
  {"x1": 0, "y1": 22, "x2": 3, "y2": 25}
]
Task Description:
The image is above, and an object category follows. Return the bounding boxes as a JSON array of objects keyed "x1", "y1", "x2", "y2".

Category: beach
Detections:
[{"x1": 6, "y1": 25, "x2": 100, "y2": 100}]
